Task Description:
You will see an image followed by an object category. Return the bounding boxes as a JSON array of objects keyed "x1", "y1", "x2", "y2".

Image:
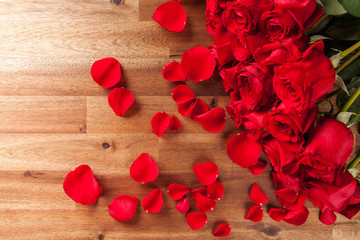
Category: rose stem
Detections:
[
  {"x1": 336, "y1": 50, "x2": 360, "y2": 74},
  {"x1": 305, "y1": 14, "x2": 328, "y2": 34},
  {"x1": 341, "y1": 41, "x2": 360, "y2": 60},
  {"x1": 339, "y1": 84, "x2": 360, "y2": 113},
  {"x1": 348, "y1": 152, "x2": 360, "y2": 169}
]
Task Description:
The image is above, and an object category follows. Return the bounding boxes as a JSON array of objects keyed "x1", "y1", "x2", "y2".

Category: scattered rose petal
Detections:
[
  {"x1": 248, "y1": 161, "x2": 268, "y2": 176},
  {"x1": 207, "y1": 181, "x2": 224, "y2": 200},
  {"x1": 108, "y1": 87, "x2": 134, "y2": 116},
  {"x1": 63, "y1": 165, "x2": 103, "y2": 205},
  {"x1": 245, "y1": 205, "x2": 263, "y2": 222},
  {"x1": 142, "y1": 188, "x2": 163, "y2": 213},
  {"x1": 178, "y1": 100, "x2": 196, "y2": 117},
  {"x1": 283, "y1": 206, "x2": 309, "y2": 226},
  {"x1": 162, "y1": 61, "x2": 185, "y2": 82},
  {"x1": 193, "y1": 107, "x2": 226, "y2": 133},
  {"x1": 176, "y1": 197, "x2": 190, "y2": 213},
  {"x1": 319, "y1": 208, "x2": 337, "y2": 225},
  {"x1": 227, "y1": 132, "x2": 261, "y2": 168},
  {"x1": 108, "y1": 195, "x2": 139, "y2": 222},
  {"x1": 193, "y1": 161, "x2": 219, "y2": 185},
  {"x1": 196, "y1": 192, "x2": 217, "y2": 212},
  {"x1": 130, "y1": 153, "x2": 159, "y2": 184},
  {"x1": 213, "y1": 223, "x2": 231, "y2": 238},
  {"x1": 250, "y1": 184, "x2": 268, "y2": 205},
  {"x1": 168, "y1": 115, "x2": 182, "y2": 131},
  {"x1": 171, "y1": 85, "x2": 196, "y2": 104},
  {"x1": 152, "y1": 1, "x2": 187, "y2": 32},
  {"x1": 168, "y1": 183, "x2": 190, "y2": 200},
  {"x1": 181, "y1": 46, "x2": 216, "y2": 82},
  {"x1": 274, "y1": 188, "x2": 306, "y2": 210},
  {"x1": 189, "y1": 98, "x2": 209, "y2": 119},
  {"x1": 186, "y1": 212, "x2": 208, "y2": 230},
  {"x1": 151, "y1": 111, "x2": 170, "y2": 137},
  {"x1": 190, "y1": 187, "x2": 207, "y2": 199},
  {"x1": 91, "y1": 57, "x2": 121, "y2": 88},
  {"x1": 269, "y1": 208, "x2": 287, "y2": 222}
]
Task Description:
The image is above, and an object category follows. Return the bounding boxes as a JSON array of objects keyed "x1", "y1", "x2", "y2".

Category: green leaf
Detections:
[
  {"x1": 338, "y1": 58, "x2": 360, "y2": 83},
  {"x1": 327, "y1": 25, "x2": 360, "y2": 40},
  {"x1": 348, "y1": 169, "x2": 360, "y2": 182},
  {"x1": 330, "y1": 52, "x2": 342, "y2": 67},
  {"x1": 338, "y1": 0, "x2": 360, "y2": 18},
  {"x1": 335, "y1": 74, "x2": 349, "y2": 94},
  {"x1": 337, "y1": 80, "x2": 360, "y2": 113},
  {"x1": 310, "y1": 35, "x2": 331, "y2": 43},
  {"x1": 322, "y1": 0, "x2": 347, "y2": 15},
  {"x1": 337, "y1": 111, "x2": 357, "y2": 124}
]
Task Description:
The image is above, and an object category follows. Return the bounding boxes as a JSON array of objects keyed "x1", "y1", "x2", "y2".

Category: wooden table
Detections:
[{"x1": 0, "y1": 0, "x2": 359, "y2": 239}]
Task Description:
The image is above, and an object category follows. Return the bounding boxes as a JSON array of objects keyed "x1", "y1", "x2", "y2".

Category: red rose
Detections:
[
  {"x1": 263, "y1": 103, "x2": 318, "y2": 143},
  {"x1": 273, "y1": 0, "x2": 317, "y2": 27},
  {"x1": 273, "y1": 41, "x2": 335, "y2": 111},
  {"x1": 236, "y1": 63, "x2": 274, "y2": 110},
  {"x1": 225, "y1": 100, "x2": 250, "y2": 128},
  {"x1": 298, "y1": 117, "x2": 354, "y2": 184},
  {"x1": 206, "y1": 0, "x2": 232, "y2": 35},
  {"x1": 230, "y1": 33, "x2": 252, "y2": 63}
]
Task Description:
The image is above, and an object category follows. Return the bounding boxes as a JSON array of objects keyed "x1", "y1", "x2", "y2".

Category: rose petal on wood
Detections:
[
  {"x1": 193, "y1": 107, "x2": 226, "y2": 133},
  {"x1": 63, "y1": 165, "x2": 103, "y2": 205},
  {"x1": 185, "y1": 212, "x2": 208, "y2": 230},
  {"x1": 178, "y1": 100, "x2": 196, "y2": 117},
  {"x1": 283, "y1": 206, "x2": 309, "y2": 226},
  {"x1": 245, "y1": 205, "x2": 263, "y2": 222},
  {"x1": 190, "y1": 187, "x2": 207, "y2": 199},
  {"x1": 151, "y1": 111, "x2": 170, "y2": 137},
  {"x1": 250, "y1": 184, "x2": 268, "y2": 205},
  {"x1": 181, "y1": 46, "x2": 216, "y2": 82},
  {"x1": 152, "y1": 1, "x2": 187, "y2": 32},
  {"x1": 108, "y1": 87, "x2": 134, "y2": 117},
  {"x1": 168, "y1": 115, "x2": 182, "y2": 131},
  {"x1": 213, "y1": 223, "x2": 231, "y2": 237},
  {"x1": 142, "y1": 188, "x2": 163, "y2": 213},
  {"x1": 227, "y1": 132, "x2": 261, "y2": 168},
  {"x1": 319, "y1": 208, "x2": 337, "y2": 225},
  {"x1": 108, "y1": 195, "x2": 139, "y2": 222},
  {"x1": 207, "y1": 181, "x2": 224, "y2": 200},
  {"x1": 91, "y1": 57, "x2": 121, "y2": 88},
  {"x1": 176, "y1": 197, "x2": 190, "y2": 213},
  {"x1": 130, "y1": 153, "x2": 159, "y2": 184},
  {"x1": 162, "y1": 61, "x2": 185, "y2": 82},
  {"x1": 196, "y1": 192, "x2": 216, "y2": 212},
  {"x1": 171, "y1": 85, "x2": 196, "y2": 104},
  {"x1": 248, "y1": 161, "x2": 268, "y2": 176},
  {"x1": 269, "y1": 208, "x2": 287, "y2": 222},
  {"x1": 189, "y1": 98, "x2": 209, "y2": 120},
  {"x1": 193, "y1": 161, "x2": 219, "y2": 185},
  {"x1": 168, "y1": 183, "x2": 190, "y2": 200}
]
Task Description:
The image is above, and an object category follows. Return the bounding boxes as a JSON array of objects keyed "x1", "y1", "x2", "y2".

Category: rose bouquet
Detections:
[{"x1": 206, "y1": 0, "x2": 360, "y2": 225}]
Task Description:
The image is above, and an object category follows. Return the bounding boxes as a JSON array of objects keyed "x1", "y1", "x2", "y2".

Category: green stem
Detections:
[
  {"x1": 341, "y1": 41, "x2": 360, "y2": 60},
  {"x1": 348, "y1": 152, "x2": 360, "y2": 169},
  {"x1": 340, "y1": 85, "x2": 360, "y2": 112},
  {"x1": 336, "y1": 50, "x2": 360, "y2": 74}
]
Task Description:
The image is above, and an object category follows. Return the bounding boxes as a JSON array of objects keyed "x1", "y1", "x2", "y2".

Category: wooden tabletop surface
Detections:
[{"x1": 0, "y1": 0, "x2": 359, "y2": 239}]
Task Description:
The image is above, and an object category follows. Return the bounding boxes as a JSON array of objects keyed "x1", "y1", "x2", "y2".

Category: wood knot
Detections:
[
  {"x1": 98, "y1": 234, "x2": 104, "y2": 240},
  {"x1": 211, "y1": 98, "x2": 216, "y2": 108},
  {"x1": 102, "y1": 142, "x2": 110, "y2": 149},
  {"x1": 111, "y1": 0, "x2": 121, "y2": 5},
  {"x1": 24, "y1": 171, "x2": 45, "y2": 178}
]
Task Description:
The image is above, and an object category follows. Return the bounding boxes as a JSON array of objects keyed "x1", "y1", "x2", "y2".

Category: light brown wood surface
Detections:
[{"x1": 0, "y1": 0, "x2": 359, "y2": 239}]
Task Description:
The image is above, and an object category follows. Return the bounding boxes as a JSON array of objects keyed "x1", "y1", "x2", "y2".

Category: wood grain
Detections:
[{"x1": 0, "y1": 0, "x2": 359, "y2": 239}]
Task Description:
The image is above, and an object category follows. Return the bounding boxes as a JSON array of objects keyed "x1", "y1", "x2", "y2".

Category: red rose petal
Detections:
[
  {"x1": 274, "y1": 188, "x2": 306, "y2": 210},
  {"x1": 91, "y1": 57, "x2": 121, "y2": 88},
  {"x1": 248, "y1": 161, "x2": 268, "y2": 176},
  {"x1": 108, "y1": 87, "x2": 134, "y2": 116},
  {"x1": 171, "y1": 85, "x2": 196, "y2": 104},
  {"x1": 245, "y1": 205, "x2": 263, "y2": 222},
  {"x1": 269, "y1": 208, "x2": 287, "y2": 222},
  {"x1": 176, "y1": 197, "x2": 190, "y2": 213},
  {"x1": 152, "y1": 1, "x2": 187, "y2": 32},
  {"x1": 196, "y1": 192, "x2": 216, "y2": 212},
  {"x1": 168, "y1": 115, "x2": 182, "y2": 131},
  {"x1": 130, "y1": 153, "x2": 159, "y2": 184},
  {"x1": 250, "y1": 184, "x2": 268, "y2": 205},
  {"x1": 193, "y1": 161, "x2": 219, "y2": 185},
  {"x1": 63, "y1": 165, "x2": 103, "y2": 205},
  {"x1": 142, "y1": 188, "x2": 163, "y2": 213},
  {"x1": 319, "y1": 208, "x2": 337, "y2": 225},
  {"x1": 168, "y1": 183, "x2": 190, "y2": 200},
  {"x1": 108, "y1": 195, "x2": 138, "y2": 222},
  {"x1": 181, "y1": 46, "x2": 216, "y2": 82},
  {"x1": 178, "y1": 100, "x2": 196, "y2": 117},
  {"x1": 227, "y1": 132, "x2": 261, "y2": 168},
  {"x1": 213, "y1": 223, "x2": 231, "y2": 238},
  {"x1": 186, "y1": 212, "x2": 208, "y2": 230},
  {"x1": 283, "y1": 206, "x2": 309, "y2": 226},
  {"x1": 207, "y1": 181, "x2": 224, "y2": 200},
  {"x1": 193, "y1": 107, "x2": 226, "y2": 133},
  {"x1": 189, "y1": 98, "x2": 209, "y2": 120},
  {"x1": 190, "y1": 187, "x2": 207, "y2": 199},
  {"x1": 151, "y1": 111, "x2": 170, "y2": 137},
  {"x1": 162, "y1": 61, "x2": 185, "y2": 82}
]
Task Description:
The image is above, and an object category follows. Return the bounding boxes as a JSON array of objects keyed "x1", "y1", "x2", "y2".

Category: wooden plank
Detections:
[
  {"x1": 87, "y1": 96, "x2": 235, "y2": 134},
  {"x1": 0, "y1": 97, "x2": 86, "y2": 133}
]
